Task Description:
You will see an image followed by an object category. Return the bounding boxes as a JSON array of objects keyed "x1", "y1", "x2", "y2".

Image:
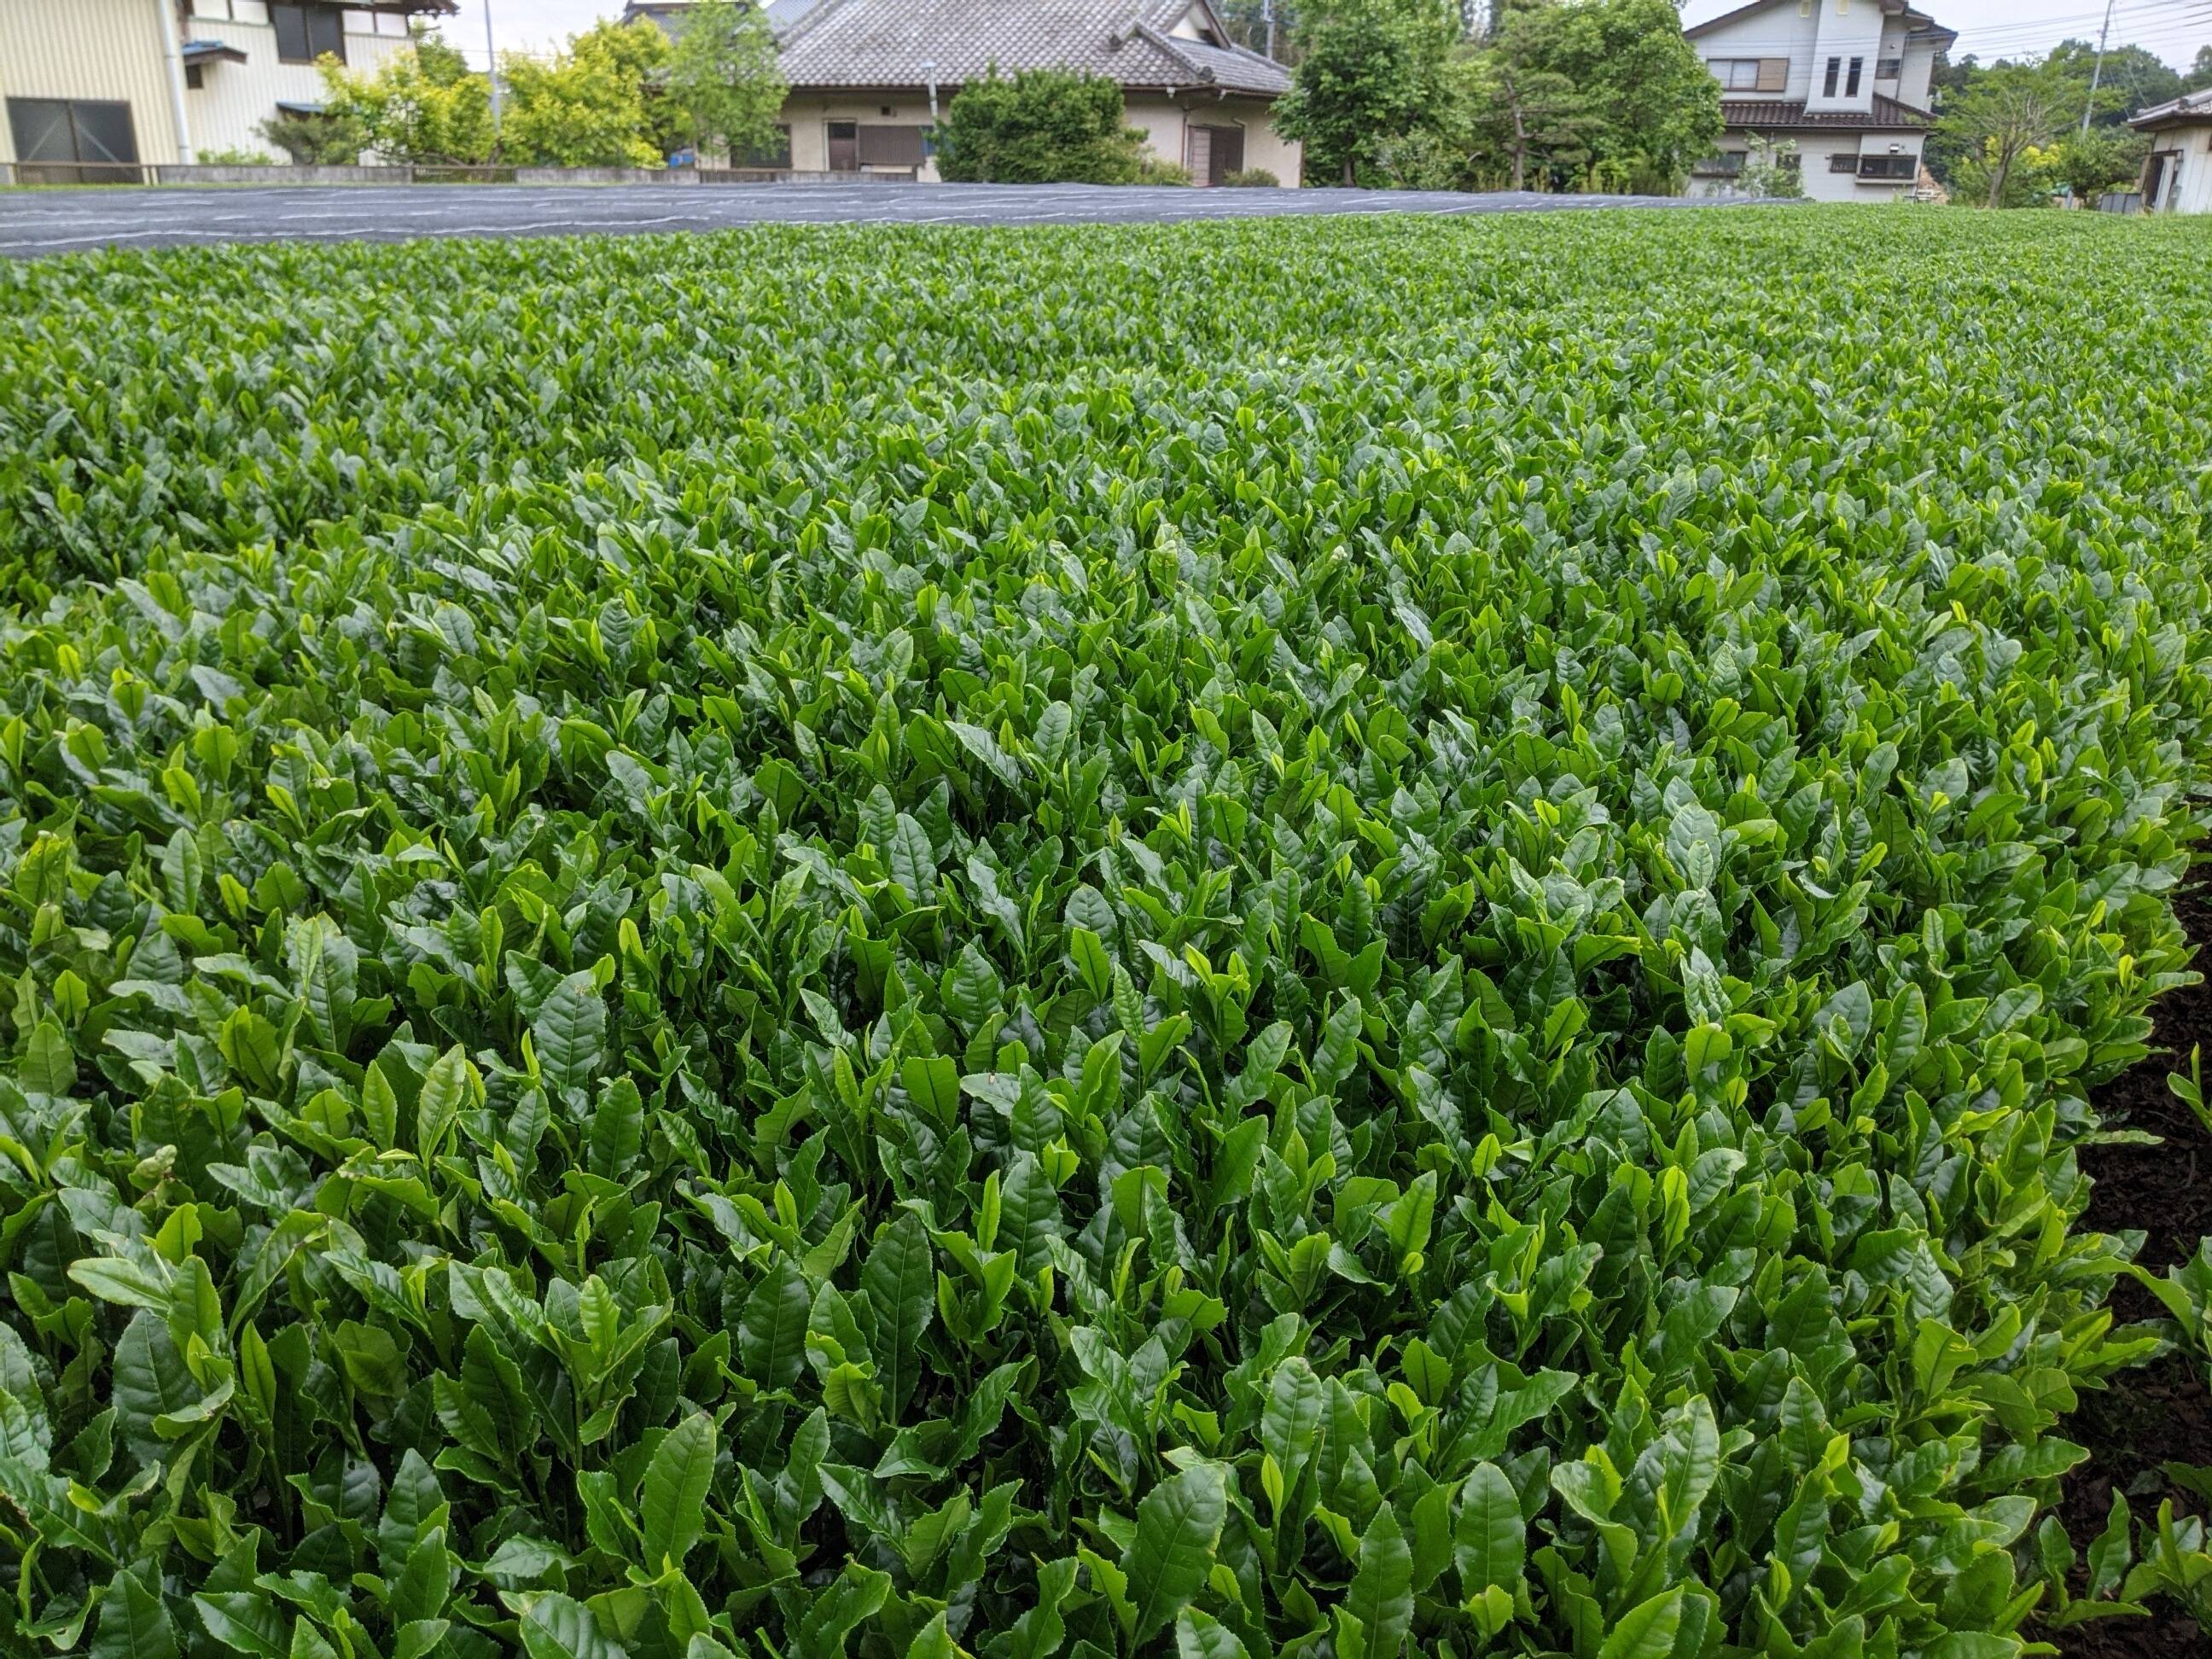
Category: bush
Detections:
[
  {"x1": 257, "y1": 108, "x2": 370, "y2": 165},
  {"x1": 3, "y1": 212, "x2": 2212, "y2": 1655},
  {"x1": 1135, "y1": 156, "x2": 1194, "y2": 185},
  {"x1": 1219, "y1": 166, "x2": 1280, "y2": 187},
  {"x1": 934, "y1": 66, "x2": 1152, "y2": 183},
  {"x1": 195, "y1": 147, "x2": 276, "y2": 167}
]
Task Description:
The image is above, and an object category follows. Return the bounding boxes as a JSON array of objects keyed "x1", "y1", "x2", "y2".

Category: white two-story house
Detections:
[
  {"x1": 1, "y1": 1, "x2": 446, "y2": 179},
  {"x1": 1682, "y1": 0, "x2": 1955, "y2": 201}
]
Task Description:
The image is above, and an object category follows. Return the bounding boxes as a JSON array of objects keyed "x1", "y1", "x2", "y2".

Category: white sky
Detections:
[{"x1": 437, "y1": 0, "x2": 2211, "y2": 73}]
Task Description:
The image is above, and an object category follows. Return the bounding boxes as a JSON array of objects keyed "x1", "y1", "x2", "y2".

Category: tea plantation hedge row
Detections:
[{"x1": 1, "y1": 210, "x2": 2210, "y2": 1659}]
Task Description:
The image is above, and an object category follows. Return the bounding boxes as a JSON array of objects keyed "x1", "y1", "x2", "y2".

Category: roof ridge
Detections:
[
  {"x1": 1132, "y1": 20, "x2": 1214, "y2": 83},
  {"x1": 777, "y1": 0, "x2": 853, "y2": 49}
]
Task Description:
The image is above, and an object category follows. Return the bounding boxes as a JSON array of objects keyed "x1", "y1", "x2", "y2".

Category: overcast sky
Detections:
[{"x1": 440, "y1": 0, "x2": 2211, "y2": 73}]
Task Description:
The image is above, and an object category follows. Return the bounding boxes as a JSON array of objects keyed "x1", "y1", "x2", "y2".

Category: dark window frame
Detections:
[
  {"x1": 1845, "y1": 56, "x2": 1863, "y2": 96},
  {"x1": 1822, "y1": 56, "x2": 1840, "y2": 96},
  {"x1": 1857, "y1": 152, "x2": 1915, "y2": 179},
  {"x1": 1875, "y1": 56, "x2": 1902, "y2": 79},
  {"x1": 271, "y1": 3, "x2": 346, "y2": 64}
]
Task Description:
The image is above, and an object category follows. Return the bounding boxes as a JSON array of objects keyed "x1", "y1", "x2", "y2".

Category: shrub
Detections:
[
  {"x1": 2, "y1": 211, "x2": 2211, "y2": 1656},
  {"x1": 934, "y1": 66, "x2": 1151, "y2": 183},
  {"x1": 1219, "y1": 166, "x2": 1280, "y2": 187},
  {"x1": 194, "y1": 146, "x2": 276, "y2": 167}
]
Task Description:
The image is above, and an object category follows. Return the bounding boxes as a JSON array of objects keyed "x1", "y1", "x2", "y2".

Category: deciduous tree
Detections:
[
  {"x1": 1275, "y1": 0, "x2": 1458, "y2": 186},
  {"x1": 317, "y1": 26, "x2": 494, "y2": 165},
  {"x1": 499, "y1": 20, "x2": 672, "y2": 169},
  {"x1": 662, "y1": 0, "x2": 788, "y2": 165},
  {"x1": 1936, "y1": 56, "x2": 2075, "y2": 207}
]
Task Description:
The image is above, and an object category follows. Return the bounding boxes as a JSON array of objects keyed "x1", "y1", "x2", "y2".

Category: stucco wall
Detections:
[
  {"x1": 778, "y1": 87, "x2": 1301, "y2": 187},
  {"x1": 781, "y1": 92, "x2": 943, "y2": 177},
  {"x1": 1126, "y1": 92, "x2": 1300, "y2": 186},
  {"x1": 0, "y1": 0, "x2": 178, "y2": 165}
]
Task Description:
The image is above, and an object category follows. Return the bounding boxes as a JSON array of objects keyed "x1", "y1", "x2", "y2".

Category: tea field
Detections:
[{"x1": 2, "y1": 207, "x2": 2211, "y2": 1659}]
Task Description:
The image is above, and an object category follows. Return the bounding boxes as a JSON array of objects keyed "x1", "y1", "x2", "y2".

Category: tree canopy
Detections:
[
  {"x1": 1275, "y1": 0, "x2": 1459, "y2": 186},
  {"x1": 934, "y1": 67, "x2": 1164, "y2": 184},
  {"x1": 662, "y1": 0, "x2": 789, "y2": 166},
  {"x1": 316, "y1": 26, "x2": 495, "y2": 165}
]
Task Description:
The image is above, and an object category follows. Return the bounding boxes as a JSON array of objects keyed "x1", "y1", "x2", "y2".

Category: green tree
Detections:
[
  {"x1": 2046, "y1": 38, "x2": 2180, "y2": 124},
  {"x1": 1935, "y1": 55, "x2": 2075, "y2": 206},
  {"x1": 1464, "y1": 0, "x2": 1720, "y2": 193},
  {"x1": 1451, "y1": 45, "x2": 1598, "y2": 189},
  {"x1": 2047, "y1": 122, "x2": 2147, "y2": 201},
  {"x1": 2189, "y1": 44, "x2": 2212, "y2": 91},
  {"x1": 317, "y1": 26, "x2": 494, "y2": 164},
  {"x1": 934, "y1": 67, "x2": 1153, "y2": 183},
  {"x1": 661, "y1": 0, "x2": 788, "y2": 164},
  {"x1": 1275, "y1": 0, "x2": 1458, "y2": 186},
  {"x1": 500, "y1": 20, "x2": 670, "y2": 168}
]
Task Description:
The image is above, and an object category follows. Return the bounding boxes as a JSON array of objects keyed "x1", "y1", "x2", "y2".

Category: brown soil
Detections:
[{"x1": 2046, "y1": 888, "x2": 2212, "y2": 1658}]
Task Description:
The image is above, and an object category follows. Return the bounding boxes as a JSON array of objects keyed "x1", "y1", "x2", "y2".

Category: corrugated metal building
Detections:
[{"x1": 1, "y1": 2, "x2": 450, "y2": 177}]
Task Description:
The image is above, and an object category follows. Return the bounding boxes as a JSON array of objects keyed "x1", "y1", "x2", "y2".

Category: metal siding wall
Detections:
[
  {"x1": 0, "y1": 0, "x2": 178, "y2": 163},
  {"x1": 181, "y1": 19, "x2": 411, "y2": 156}
]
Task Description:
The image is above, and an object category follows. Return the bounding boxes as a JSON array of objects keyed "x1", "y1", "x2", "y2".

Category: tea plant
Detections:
[{"x1": 1, "y1": 208, "x2": 2210, "y2": 1659}]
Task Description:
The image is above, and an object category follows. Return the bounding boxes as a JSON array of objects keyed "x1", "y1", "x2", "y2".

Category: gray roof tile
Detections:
[{"x1": 777, "y1": 0, "x2": 1289, "y2": 96}]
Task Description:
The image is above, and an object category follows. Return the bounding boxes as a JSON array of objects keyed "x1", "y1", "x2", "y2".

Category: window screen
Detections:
[{"x1": 857, "y1": 125, "x2": 926, "y2": 166}]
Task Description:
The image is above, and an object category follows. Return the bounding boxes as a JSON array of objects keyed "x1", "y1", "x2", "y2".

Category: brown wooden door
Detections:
[
  {"x1": 1185, "y1": 125, "x2": 1211, "y2": 184},
  {"x1": 827, "y1": 121, "x2": 859, "y2": 172}
]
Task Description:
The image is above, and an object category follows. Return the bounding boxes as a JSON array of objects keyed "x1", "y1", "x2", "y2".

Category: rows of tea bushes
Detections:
[{"x1": 2, "y1": 209, "x2": 2210, "y2": 1659}]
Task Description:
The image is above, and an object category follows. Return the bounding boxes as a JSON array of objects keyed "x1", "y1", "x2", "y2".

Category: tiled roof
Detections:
[
  {"x1": 2131, "y1": 88, "x2": 2212, "y2": 128},
  {"x1": 777, "y1": 0, "x2": 1291, "y2": 96},
  {"x1": 180, "y1": 38, "x2": 249, "y2": 63},
  {"x1": 1720, "y1": 94, "x2": 1935, "y2": 131}
]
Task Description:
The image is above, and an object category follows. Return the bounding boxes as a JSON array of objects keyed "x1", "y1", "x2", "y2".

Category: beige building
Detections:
[
  {"x1": 1, "y1": 1, "x2": 445, "y2": 178},
  {"x1": 630, "y1": 0, "x2": 1301, "y2": 187},
  {"x1": 2131, "y1": 89, "x2": 2212, "y2": 214}
]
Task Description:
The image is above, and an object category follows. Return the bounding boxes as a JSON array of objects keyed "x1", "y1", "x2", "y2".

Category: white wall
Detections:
[
  {"x1": 182, "y1": 3, "x2": 416, "y2": 158},
  {"x1": 1694, "y1": 0, "x2": 1943, "y2": 115},
  {"x1": 1687, "y1": 131, "x2": 1923, "y2": 201},
  {"x1": 2145, "y1": 127, "x2": 2212, "y2": 213}
]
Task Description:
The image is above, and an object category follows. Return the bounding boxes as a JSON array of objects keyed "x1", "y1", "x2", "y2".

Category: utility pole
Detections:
[
  {"x1": 1262, "y1": 0, "x2": 1277, "y2": 60},
  {"x1": 484, "y1": 0, "x2": 503, "y2": 137},
  {"x1": 2080, "y1": 0, "x2": 2114, "y2": 135}
]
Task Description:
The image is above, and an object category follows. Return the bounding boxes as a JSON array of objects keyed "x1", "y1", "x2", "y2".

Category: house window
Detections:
[
  {"x1": 1845, "y1": 57, "x2": 1863, "y2": 96},
  {"x1": 185, "y1": 63, "x2": 205, "y2": 88},
  {"x1": 1857, "y1": 153, "x2": 1915, "y2": 178},
  {"x1": 1708, "y1": 58, "x2": 1789, "y2": 90},
  {"x1": 1823, "y1": 57, "x2": 1840, "y2": 96},
  {"x1": 1876, "y1": 57, "x2": 1902, "y2": 79},
  {"x1": 857, "y1": 125, "x2": 927, "y2": 167},
  {"x1": 271, "y1": 3, "x2": 346, "y2": 63},
  {"x1": 1828, "y1": 152, "x2": 1858, "y2": 171}
]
